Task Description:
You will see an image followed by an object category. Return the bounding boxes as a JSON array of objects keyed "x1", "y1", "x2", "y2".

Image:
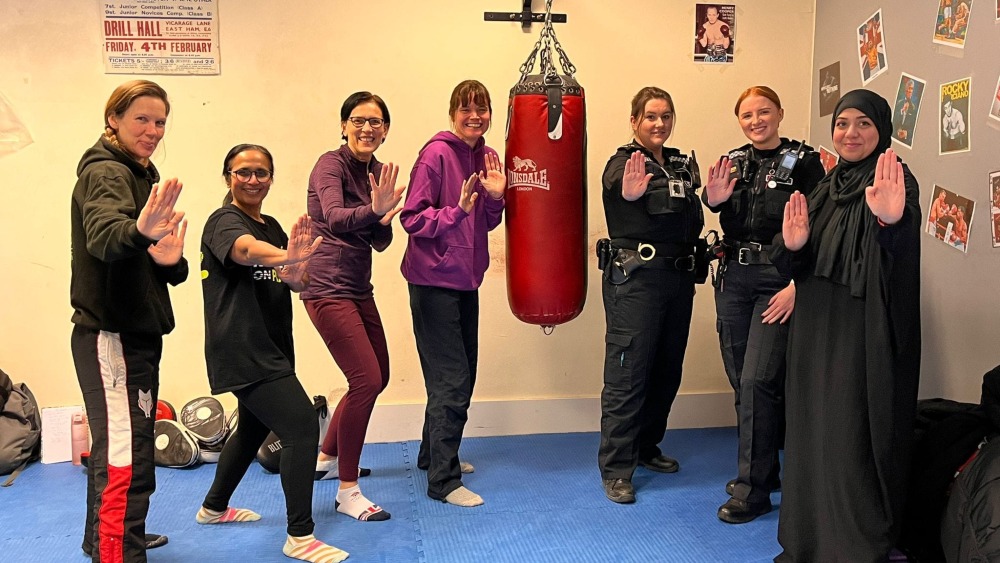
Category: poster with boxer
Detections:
[
  {"x1": 694, "y1": 4, "x2": 735, "y2": 64},
  {"x1": 857, "y1": 10, "x2": 888, "y2": 86},
  {"x1": 926, "y1": 185, "x2": 975, "y2": 253},
  {"x1": 933, "y1": 0, "x2": 973, "y2": 48},
  {"x1": 940, "y1": 77, "x2": 971, "y2": 155}
]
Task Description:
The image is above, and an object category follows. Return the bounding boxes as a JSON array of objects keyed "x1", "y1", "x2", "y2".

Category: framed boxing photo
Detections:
[{"x1": 694, "y1": 4, "x2": 735, "y2": 64}]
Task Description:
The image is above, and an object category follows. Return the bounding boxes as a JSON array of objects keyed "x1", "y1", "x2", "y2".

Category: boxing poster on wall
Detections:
[
  {"x1": 933, "y1": 0, "x2": 973, "y2": 48},
  {"x1": 857, "y1": 10, "x2": 888, "y2": 86},
  {"x1": 891, "y1": 73, "x2": 926, "y2": 149},
  {"x1": 818, "y1": 62, "x2": 841, "y2": 117},
  {"x1": 990, "y1": 171, "x2": 1000, "y2": 248},
  {"x1": 940, "y1": 77, "x2": 971, "y2": 155},
  {"x1": 818, "y1": 146, "x2": 839, "y2": 174},
  {"x1": 694, "y1": 4, "x2": 735, "y2": 64},
  {"x1": 100, "y1": 0, "x2": 220, "y2": 75},
  {"x1": 989, "y1": 74, "x2": 1000, "y2": 122},
  {"x1": 927, "y1": 185, "x2": 976, "y2": 253}
]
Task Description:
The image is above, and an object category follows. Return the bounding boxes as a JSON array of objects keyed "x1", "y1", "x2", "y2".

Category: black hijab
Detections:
[{"x1": 810, "y1": 89, "x2": 894, "y2": 296}]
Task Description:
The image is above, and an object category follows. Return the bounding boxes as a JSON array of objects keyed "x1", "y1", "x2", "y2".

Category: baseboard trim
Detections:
[{"x1": 365, "y1": 392, "x2": 735, "y2": 443}]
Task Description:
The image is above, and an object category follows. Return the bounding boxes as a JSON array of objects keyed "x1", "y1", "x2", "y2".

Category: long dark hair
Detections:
[{"x1": 221, "y1": 144, "x2": 274, "y2": 205}]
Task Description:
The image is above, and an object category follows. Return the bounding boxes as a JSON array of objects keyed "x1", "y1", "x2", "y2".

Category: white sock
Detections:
[
  {"x1": 443, "y1": 486, "x2": 484, "y2": 507},
  {"x1": 315, "y1": 458, "x2": 339, "y2": 481},
  {"x1": 196, "y1": 506, "x2": 261, "y2": 524},
  {"x1": 283, "y1": 534, "x2": 348, "y2": 563},
  {"x1": 336, "y1": 485, "x2": 390, "y2": 521},
  {"x1": 460, "y1": 461, "x2": 475, "y2": 474}
]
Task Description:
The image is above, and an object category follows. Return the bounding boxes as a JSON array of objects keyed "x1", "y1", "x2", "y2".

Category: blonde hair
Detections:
[{"x1": 103, "y1": 80, "x2": 170, "y2": 157}]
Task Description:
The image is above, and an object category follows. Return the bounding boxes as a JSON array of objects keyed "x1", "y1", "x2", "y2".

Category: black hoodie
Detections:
[{"x1": 70, "y1": 137, "x2": 187, "y2": 335}]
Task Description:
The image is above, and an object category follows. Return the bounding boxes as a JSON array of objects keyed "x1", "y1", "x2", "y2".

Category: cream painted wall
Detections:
[{"x1": 0, "y1": 1, "x2": 816, "y2": 428}]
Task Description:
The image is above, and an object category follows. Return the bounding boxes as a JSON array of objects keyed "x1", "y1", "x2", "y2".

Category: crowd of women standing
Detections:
[{"x1": 70, "y1": 77, "x2": 919, "y2": 563}]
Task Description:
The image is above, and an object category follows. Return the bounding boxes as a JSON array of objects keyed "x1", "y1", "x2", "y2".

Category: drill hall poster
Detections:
[{"x1": 101, "y1": 0, "x2": 220, "y2": 75}]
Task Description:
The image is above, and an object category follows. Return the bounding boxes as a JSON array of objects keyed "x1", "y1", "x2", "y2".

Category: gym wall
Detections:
[
  {"x1": 0, "y1": 1, "x2": 818, "y2": 439},
  {"x1": 810, "y1": 1, "x2": 1000, "y2": 403}
]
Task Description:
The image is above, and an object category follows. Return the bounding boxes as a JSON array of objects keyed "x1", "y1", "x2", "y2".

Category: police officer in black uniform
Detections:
[
  {"x1": 598, "y1": 86, "x2": 704, "y2": 504},
  {"x1": 702, "y1": 86, "x2": 824, "y2": 523}
]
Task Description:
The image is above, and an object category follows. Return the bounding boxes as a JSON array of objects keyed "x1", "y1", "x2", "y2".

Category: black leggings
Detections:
[{"x1": 202, "y1": 375, "x2": 318, "y2": 537}]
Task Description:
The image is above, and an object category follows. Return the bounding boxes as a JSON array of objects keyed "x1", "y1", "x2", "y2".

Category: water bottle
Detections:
[{"x1": 72, "y1": 413, "x2": 87, "y2": 466}]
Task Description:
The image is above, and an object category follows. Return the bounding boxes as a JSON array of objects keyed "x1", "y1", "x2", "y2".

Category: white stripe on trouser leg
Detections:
[{"x1": 98, "y1": 331, "x2": 133, "y2": 467}]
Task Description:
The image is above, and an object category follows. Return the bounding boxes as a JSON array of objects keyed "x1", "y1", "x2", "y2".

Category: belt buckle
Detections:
[
  {"x1": 738, "y1": 242, "x2": 762, "y2": 265},
  {"x1": 675, "y1": 255, "x2": 695, "y2": 272},
  {"x1": 737, "y1": 248, "x2": 751, "y2": 265}
]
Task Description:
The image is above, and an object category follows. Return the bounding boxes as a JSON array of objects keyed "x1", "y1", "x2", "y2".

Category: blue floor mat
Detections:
[{"x1": 0, "y1": 427, "x2": 784, "y2": 562}]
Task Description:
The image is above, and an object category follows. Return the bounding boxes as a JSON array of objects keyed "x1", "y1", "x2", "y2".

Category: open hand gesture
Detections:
[
  {"x1": 761, "y1": 282, "x2": 795, "y2": 324},
  {"x1": 704, "y1": 156, "x2": 737, "y2": 206},
  {"x1": 137, "y1": 178, "x2": 185, "y2": 241},
  {"x1": 865, "y1": 148, "x2": 905, "y2": 225},
  {"x1": 622, "y1": 150, "x2": 653, "y2": 201},
  {"x1": 286, "y1": 214, "x2": 322, "y2": 265},
  {"x1": 147, "y1": 218, "x2": 187, "y2": 266},
  {"x1": 782, "y1": 191, "x2": 810, "y2": 251},
  {"x1": 458, "y1": 174, "x2": 479, "y2": 213},
  {"x1": 370, "y1": 162, "x2": 406, "y2": 216},
  {"x1": 479, "y1": 153, "x2": 506, "y2": 199}
]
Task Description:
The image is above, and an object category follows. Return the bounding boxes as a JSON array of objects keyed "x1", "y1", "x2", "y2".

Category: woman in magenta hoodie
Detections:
[{"x1": 400, "y1": 80, "x2": 506, "y2": 507}]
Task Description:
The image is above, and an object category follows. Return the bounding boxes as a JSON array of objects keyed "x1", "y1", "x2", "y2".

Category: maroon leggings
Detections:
[{"x1": 305, "y1": 297, "x2": 389, "y2": 482}]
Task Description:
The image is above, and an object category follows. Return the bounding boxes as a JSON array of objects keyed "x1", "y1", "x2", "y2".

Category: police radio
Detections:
[{"x1": 772, "y1": 140, "x2": 805, "y2": 183}]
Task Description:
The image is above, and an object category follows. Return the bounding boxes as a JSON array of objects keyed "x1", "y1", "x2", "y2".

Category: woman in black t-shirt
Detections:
[{"x1": 196, "y1": 144, "x2": 347, "y2": 563}]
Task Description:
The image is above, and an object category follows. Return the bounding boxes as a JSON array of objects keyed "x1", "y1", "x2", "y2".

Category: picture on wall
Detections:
[
  {"x1": 818, "y1": 62, "x2": 841, "y2": 117},
  {"x1": 891, "y1": 73, "x2": 926, "y2": 148},
  {"x1": 934, "y1": 0, "x2": 973, "y2": 47},
  {"x1": 927, "y1": 184, "x2": 975, "y2": 252},
  {"x1": 818, "y1": 145, "x2": 839, "y2": 173},
  {"x1": 990, "y1": 171, "x2": 1000, "y2": 247},
  {"x1": 694, "y1": 4, "x2": 735, "y2": 64},
  {"x1": 858, "y1": 10, "x2": 888, "y2": 85},
  {"x1": 940, "y1": 77, "x2": 971, "y2": 155},
  {"x1": 990, "y1": 74, "x2": 1000, "y2": 122}
]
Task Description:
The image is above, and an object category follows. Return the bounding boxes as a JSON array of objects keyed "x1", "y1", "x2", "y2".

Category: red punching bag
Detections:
[{"x1": 504, "y1": 12, "x2": 586, "y2": 330}]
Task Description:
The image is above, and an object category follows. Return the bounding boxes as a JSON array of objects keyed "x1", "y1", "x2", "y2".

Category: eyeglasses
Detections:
[
  {"x1": 228, "y1": 169, "x2": 272, "y2": 182},
  {"x1": 347, "y1": 117, "x2": 385, "y2": 129}
]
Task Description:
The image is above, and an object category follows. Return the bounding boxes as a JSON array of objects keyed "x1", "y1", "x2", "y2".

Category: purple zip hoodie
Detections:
[{"x1": 400, "y1": 131, "x2": 505, "y2": 291}]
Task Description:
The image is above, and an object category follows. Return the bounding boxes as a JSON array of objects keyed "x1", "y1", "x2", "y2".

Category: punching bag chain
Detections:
[{"x1": 516, "y1": 0, "x2": 576, "y2": 84}]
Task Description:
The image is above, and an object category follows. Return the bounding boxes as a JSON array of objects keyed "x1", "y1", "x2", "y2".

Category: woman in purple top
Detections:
[
  {"x1": 302, "y1": 91, "x2": 404, "y2": 522},
  {"x1": 400, "y1": 80, "x2": 506, "y2": 507}
]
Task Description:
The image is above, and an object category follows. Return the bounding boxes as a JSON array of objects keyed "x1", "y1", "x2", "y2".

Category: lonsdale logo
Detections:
[{"x1": 508, "y1": 155, "x2": 550, "y2": 191}]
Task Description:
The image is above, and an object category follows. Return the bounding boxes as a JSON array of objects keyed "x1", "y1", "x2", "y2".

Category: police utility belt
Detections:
[
  {"x1": 596, "y1": 239, "x2": 698, "y2": 285},
  {"x1": 721, "y1": 240, "x2": 772, "y2": 265}
]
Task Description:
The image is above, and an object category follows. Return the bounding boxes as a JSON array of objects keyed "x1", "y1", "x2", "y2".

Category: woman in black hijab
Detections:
[{"x1": 771, "y1": 89, "x2": 921, "y2": 562}]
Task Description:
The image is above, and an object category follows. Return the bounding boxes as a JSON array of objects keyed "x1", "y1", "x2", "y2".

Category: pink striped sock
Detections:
[{"x1": 196, "y1": 506, "x2": 261, "y2": 524}]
